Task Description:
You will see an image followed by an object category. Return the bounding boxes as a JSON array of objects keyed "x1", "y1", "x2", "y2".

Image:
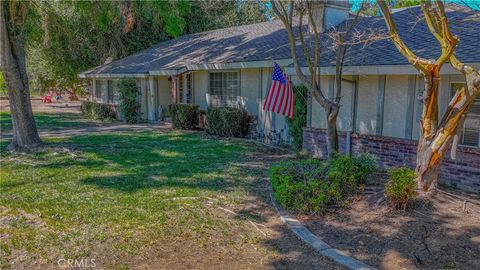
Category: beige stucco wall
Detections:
[
  {"x1": 356, "y1": 75, "x2": 379, "y2": 135},
  {"x1": 383, "y1": 75, "x2": 409, "y2": 137},
  {"x1": 189, "y1": 67, "x2": 291, "y2": 140},
  {"x1": 193, "y1": 70, "x2": 208, "y2": 109},
  {"x1": 337, "y1": 79, "x2": 354, "y2": 132},
  {"x1": 240, "y1": 68, "x2": 261, "y2": 115},
  {"x1": 157, "y1": 76, "x2": 171, "y2": 109},
  {"x1": 309, "y1": 76, "x2": 329, "y2": 129},
  {"x1": 304, "y1": 73, "x2": 467, "y2": 141},
  {"x1": 258, "y1": 67, "x2": 274, "y2": 132},
  {"x1": 412, "y1": 75, "x2": 423, "y2": 140},
  {"x1": 88, "y1": 67, "x2": 477, "y2": 144}
]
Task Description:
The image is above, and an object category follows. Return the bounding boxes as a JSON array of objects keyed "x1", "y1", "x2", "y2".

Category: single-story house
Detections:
[{"x1": 79, "y1": 2, "x2": 479, "y2": 192}]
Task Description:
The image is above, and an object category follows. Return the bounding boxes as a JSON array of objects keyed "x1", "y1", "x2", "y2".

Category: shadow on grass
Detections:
[
  {"x1": 0, "y1": 111, "x2": 95, "y2": 132},
  {"x1": 63, "y1": 132, "x2": 249, "y2": 193}
]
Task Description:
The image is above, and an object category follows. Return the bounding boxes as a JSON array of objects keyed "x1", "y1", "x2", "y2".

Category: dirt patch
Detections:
[{"x1": 300, "y1": 178, "x2": 480, "y2": 270}]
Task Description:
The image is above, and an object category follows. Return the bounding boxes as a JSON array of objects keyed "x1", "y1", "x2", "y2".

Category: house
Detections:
[{"x1": 79, "y1": 1, "x2": 480, "y2": 192}]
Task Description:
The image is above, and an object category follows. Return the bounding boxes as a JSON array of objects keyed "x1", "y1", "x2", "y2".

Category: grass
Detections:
[
  {"x1": 0, "y1": 111, "x2": 100, "y2": 132},
  {"x1": 0, "y1": 131, "x2": 270, "y2": 269}
]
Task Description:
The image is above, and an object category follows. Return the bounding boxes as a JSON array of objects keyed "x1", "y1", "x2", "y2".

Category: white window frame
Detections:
[
  {"x1": 450, "y1": 81, "x2": 480, "y2": 147},
  {"x1": 207, "y1": 70, "x2": 241, "y2": 107}
]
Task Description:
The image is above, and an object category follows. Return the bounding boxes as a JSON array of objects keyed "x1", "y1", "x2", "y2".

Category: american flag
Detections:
[{"x1": 263, "y1": 63, "x2": 294, "y2": 119}]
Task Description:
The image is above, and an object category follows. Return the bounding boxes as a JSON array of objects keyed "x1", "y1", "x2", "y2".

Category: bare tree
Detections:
[
  {"x1": 378, "y1": 0, "x2": 480, "y2": 193},
  {"x1": 0, "y1": 1, "x2": 42, "y2": 149},
  {"x1": 271, "y1": 0, "x2": 369, "y2": 159}
]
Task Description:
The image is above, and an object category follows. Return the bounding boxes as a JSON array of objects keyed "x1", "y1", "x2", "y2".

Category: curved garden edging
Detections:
[{"x1": 266, "y1": 181, "x2": 377, "y2": 270}]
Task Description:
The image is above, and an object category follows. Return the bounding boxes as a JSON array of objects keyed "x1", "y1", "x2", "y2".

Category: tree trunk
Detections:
[
  {"x1": 325, "y1": 105, "x2": 339, "y2": 159},
  {"x1": 415, "y1": 78, "x2": 476, "y2": 193},
  {"x1": 415, "y1": 137, "x2": 441, "y2": 192},
  {"x1": 0, "y1": 1, "x2": 42, "y2": 149}
]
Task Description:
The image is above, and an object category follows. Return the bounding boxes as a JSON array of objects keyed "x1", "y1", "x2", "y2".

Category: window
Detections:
[
  {"x1": 451, "y1": 83, "x2": 480, "y2": 147},
  {"x1": 208, "y1": 71, "x2": 240, "y2": 107},
  {"x1": 186, "y1": 73, "x2": 192, "y2": 103},
  {"x1": 178, "y1": 74, "x2": 183, "y2": 103},
  {"x1": 94, "y1": 81, "x2": 102, "y2": 98},
  {"x1": 107, "y1": 80, "x2": 114, "y2": 103}
]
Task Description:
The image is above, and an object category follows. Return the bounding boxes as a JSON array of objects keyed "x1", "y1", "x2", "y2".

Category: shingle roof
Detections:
[
  {"x1": 81, "y1": 20, "x2": 291, "y2": 75},
  {"x1": 81, "y1": 4, "x2": 480, "y2": 76},
  {"x1": 318, "y1": 4, "x2": 480, "y2": 67}
]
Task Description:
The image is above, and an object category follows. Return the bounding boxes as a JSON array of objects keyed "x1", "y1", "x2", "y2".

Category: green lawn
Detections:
[
  {"x1": 0, "y1": 111, "x2": 100, "y2": 132},
  {"x1": 0, "y1": 131, "x2": 277, "y2": 269}
]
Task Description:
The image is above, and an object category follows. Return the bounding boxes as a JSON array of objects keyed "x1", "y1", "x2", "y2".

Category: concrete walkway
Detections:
[{"x1": 0, "y1": 122, "x2": 173, "y2": 139}]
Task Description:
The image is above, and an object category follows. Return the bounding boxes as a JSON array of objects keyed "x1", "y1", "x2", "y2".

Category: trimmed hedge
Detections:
[
  {"x1": 80, "y1": 101, "x2": 116, "y2": 120},
  {"x1": 270, "y1": 154, "x2": 377, "y2": 214},
  {"x1": 205, "y1": 107, "x2": 251, "y2": 137},
  {"x1": 168, "y1": 103, "x2": 199, "y2": 129}
]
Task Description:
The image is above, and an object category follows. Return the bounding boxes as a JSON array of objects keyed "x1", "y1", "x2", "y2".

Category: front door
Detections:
[{"x1": 176, "y1": 73, "x2": 193, "y2": 104}]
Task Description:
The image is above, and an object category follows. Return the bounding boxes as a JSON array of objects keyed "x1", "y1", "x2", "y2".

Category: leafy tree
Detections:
[
  {"x1": 26, "y1": 0, "x2": 191, "y2": 98},
  {"x1": 26, "y1": 0, "x2": 268, "y2": 98},
  {"x1": 0, "y1": 1, "x2": 42, "y2": 149},
  {"x1": 0, "y1": 0, "x2": 192, "y2": 149},
  {"x1": 271, "y1": 0, "x2": 368, "y2": 159},
  {"x1": 378, "y1": 0, "x2": 480, "y2": 193},
  {"x1": 185, "y1": 0, "x2": 267, "y2": 33}
]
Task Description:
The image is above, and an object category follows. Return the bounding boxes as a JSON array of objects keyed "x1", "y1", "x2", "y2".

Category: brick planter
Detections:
[{"x1": 303, "y1": 128, "x2": 480, "y2": 193}]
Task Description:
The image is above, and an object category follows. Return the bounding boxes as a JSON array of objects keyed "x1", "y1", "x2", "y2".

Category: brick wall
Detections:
[{"x1": 303, "y1": 128, "x2": 480, "y2": 193}]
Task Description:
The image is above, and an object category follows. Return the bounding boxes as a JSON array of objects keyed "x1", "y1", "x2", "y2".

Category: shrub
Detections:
[
  {"x1": 270, "y1": 159, "x2": 331, "y2": 214},
  {"x1": 116, "y1": 78, "x2": 139, "y2": 123},
  {"x1": 205, "y1": 107, "x2": 251, "y2": 137},
  {"x1": 385, "y1": 167, "x2": 416, "y2": 210},
  {"x1": 80, "y1": 101, "x2": 116, "y2": 120},
  {"x1": 353, "y1": 153, "x2": 377, "y2": 184},
  {"x1": 270, "y1": 154, "x2": 377, "y2": 214},
  {"x1": 286, "y1": 85, "x2": 308, "y2": 150},
  {"x1": 327, "y1": 153, "x2": 377, "y2": 188},
  {"x1": 168, "y1": 103, "x2": 199, "y2": 129}
]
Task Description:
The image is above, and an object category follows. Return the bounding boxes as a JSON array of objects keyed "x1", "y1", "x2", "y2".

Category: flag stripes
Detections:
[{"x1": 263, "y1": 63, "x2": 294, "y2": 119}]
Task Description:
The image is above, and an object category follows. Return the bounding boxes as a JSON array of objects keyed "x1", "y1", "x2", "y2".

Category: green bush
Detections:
[
  {"x1": 168, "y1": 103, "x2": 199, "y2": 129},
  {"x1": 116, "y1": 78, "x2": 139, "y2": 123},
  {"x1": 80, "y1": 101, "x2": 116, "y2": 120},
  {"x1": 270, "y1": 154, "x2": 377, "y2": 214},
  {"x1": 353, "y1": 153, "x2": 377, "y2": 184},
  {"x1": 327, "y1": 153, "x2": 377, "y2": 187},
  {"x1": 385, "y1": 167, "x2": 416, "y2": 210},
  {"x1": 205, "y1": 107, "x2": 251, "y2": 137},
  {"x1": 286, "y1": 85, "x2": 308, "y2": 150}
]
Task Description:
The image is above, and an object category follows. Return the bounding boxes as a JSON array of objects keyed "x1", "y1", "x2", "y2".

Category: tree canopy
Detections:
[{"x1": 26, "y1": 0, "x2": 268, "y2": 93}]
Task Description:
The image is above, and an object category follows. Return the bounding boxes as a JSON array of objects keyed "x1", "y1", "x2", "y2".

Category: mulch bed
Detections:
[{"x1": 298, "y1": 174, "x2": 480, "y2": 270}]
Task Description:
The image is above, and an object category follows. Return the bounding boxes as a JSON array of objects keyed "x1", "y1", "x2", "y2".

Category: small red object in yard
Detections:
[{"x1": 42, "y1": 91, "x2": 53, "y2": 103}]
